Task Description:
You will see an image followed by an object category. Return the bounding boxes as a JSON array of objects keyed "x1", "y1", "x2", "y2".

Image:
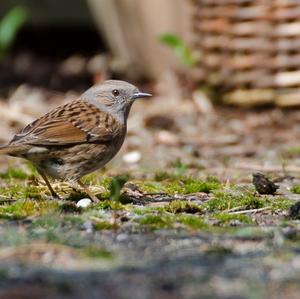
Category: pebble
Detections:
[
  {"x1": 123, "y1": 151, "x2": 141, "y2": 164},
  {"x1": 76, "y1": 198, "x2": 92, "y2": 208}
]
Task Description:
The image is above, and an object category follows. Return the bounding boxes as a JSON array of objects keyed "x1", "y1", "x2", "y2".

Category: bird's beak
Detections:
[{"x1": 132, "y1": 91, "x2": 152, "y2": 100}]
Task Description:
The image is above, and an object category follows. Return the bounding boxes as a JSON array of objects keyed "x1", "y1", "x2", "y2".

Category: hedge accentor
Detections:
[{"x1": 0, "y1": 80, "x2": 151, "y2": 201}]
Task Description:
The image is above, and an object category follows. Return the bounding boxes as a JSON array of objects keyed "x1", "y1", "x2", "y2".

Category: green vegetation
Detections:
[
  {"x1": 160, "y1": 34, "x2": 198, "y2": 67},
  {"x1": 81, "y1": 247, "x2": 114, "y2": 259},
  {"x1": 213, "y1": 213, "x2": 252, "y2": 226},
  {"x1": 0, "y1": 167, "x2": 29, "y2": 180},
  {"x1": 204, "y1": 190, "x2": 264, "y2": 212},
  {"x1": 203, "y1": 190, "x2": 293, "y2": 212},
  {"x1": 0, "y1": 183, "x2": 47, "y2": 200},
  {"x1": 138, "y1": 176, "x2": 221, "y2": 195},
  {"x1": 93, "y1": 220, "x2": 114, "y2": 231},
  {"x1": 178, "y1": 214, "x2": 208, "y2": 229},
  {"x1": 270, "y1": 197, "x2": 295, "y2": 211},
  {"x1": 0, "y1": 199, "x2": 59, "y2": 219},
  {"x1": 204, "y1": 245, "x2": 233, "y2": 257},
  {"x1": 94, "y1": 199, "x2": 125, "y2": 211},
  {"x1": 0, "y1": 166, "x2": 294, "y2": 253},
  {"x1": 0, "y1": 6, "x2": 28, "y2": 57},
  {"x1": 109, "y1": 175, "x2": 128, "y2": 202},
  {"x1": 291, "y1": 185, "x2": 300, "y2": 194},
  {"x1": 137, "y1": 213, "x2": 173, "y2": 229},
  {"x1": 165, "y1": 200, "x2": 203, "y2": 214}
]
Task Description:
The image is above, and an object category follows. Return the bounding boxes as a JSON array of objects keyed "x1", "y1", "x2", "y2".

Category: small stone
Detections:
[
  {"x1": 76, "y1": 198, "x2": 92, "y2": 208},
  {"x1": 123, "y1": 151, "x2": 141, "y2": 164},
  {"x1": 252, "y1": 173, "x2": 279, "y2": 195}
]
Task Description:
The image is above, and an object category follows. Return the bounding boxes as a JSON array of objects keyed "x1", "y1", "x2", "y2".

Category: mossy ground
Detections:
[
  {"x1": 0, "y1": 162, "x2": 299, "y2": 298},
  {"x1": 0, "y1": 166, "x2": 299, "y2": 297},
  {"x1": 0, "y1": 166, "x2": 295, "y2": 239}
]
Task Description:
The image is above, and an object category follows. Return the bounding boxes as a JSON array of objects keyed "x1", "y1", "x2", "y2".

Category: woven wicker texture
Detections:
[{"x1": 193, "y1": 0, "x2": 300, "y2": 106}]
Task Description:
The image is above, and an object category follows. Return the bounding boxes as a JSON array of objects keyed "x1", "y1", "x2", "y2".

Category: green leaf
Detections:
[
  {"x1": 0, "y1": 6, "x2": 28, "y2": 56},
  {"x1": 109, "y1": 176, "x2": 128, "y2": 202},
  {"x1": 160, "y1": 34, "x2": 182, "y2": 48},
  {"x1": 159, "y1": 33, "x2": 198, "y2": 68}
]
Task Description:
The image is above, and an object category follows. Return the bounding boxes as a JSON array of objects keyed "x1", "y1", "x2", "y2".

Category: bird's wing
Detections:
[{"x1": 10, "y1": 99, "x2": 122, "y2": 146}]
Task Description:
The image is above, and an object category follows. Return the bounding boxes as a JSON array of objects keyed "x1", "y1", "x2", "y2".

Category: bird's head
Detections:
[{"x1": 82, "y1": 80, "x2": 152, "y2": 121}]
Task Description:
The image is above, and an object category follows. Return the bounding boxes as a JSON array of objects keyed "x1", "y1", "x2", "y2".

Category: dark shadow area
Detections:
[{"x1": 0, "y1": 26, "x2": 107, "y2": 95}]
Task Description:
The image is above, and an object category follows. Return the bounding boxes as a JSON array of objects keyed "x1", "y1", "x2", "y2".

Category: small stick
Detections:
[{"x1": 229, "y1": 207, "x2": 270, "y2": 215}]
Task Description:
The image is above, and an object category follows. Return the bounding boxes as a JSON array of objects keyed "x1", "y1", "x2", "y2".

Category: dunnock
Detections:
[{"x1": 0, "y1": 80, "x2": 151, "y2": 201}]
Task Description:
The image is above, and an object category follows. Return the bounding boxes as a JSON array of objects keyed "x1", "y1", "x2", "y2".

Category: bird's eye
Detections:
[{"x1": 112, "y1": 89, "x2": 119, "y2": 97}]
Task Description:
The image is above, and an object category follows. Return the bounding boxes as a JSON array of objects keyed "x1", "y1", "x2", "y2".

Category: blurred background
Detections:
[{"x1": 1, "y1": 0, "x2": 300, "y2": 178}]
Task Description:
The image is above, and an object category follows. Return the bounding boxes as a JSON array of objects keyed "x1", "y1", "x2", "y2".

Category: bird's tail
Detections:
[
  {"x1": 0, "y1": 144, "x2": 26, "y2": 156},
  {"x1": 0, "y1": 145, "x2": 12, "y2": 155}
]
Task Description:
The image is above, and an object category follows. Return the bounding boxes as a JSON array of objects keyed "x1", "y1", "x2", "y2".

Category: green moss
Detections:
[
  {"x1": 0, "y1": 168, "x2": 29, "y2": 180},
  {"x1": 81, "y1": 247, "x2": 114, "y2": 259},
  {"x1": 63, "y1": 215, "x2": 85, "y2": 226},
  {"x1": 212, "y1": 213, "x2": 252, "y2": 225},
  {"x1": 291, "y1": 185, "x2": 300, "y2": 194},
  {"x1": 178, "y1": 214, "x2": 208, "y2": 229},
  {"x1": 137, "y1": 214, "x2": 173, "y2": 229},
  {"x1": 165, "y1": 200, "x2": 203, "y2": 214},
  {"x1": 204, "y1": 190, "x2": 293, "y2": 213},
  {"x1": 30, "y1": 214, "x2": 61, "y2": 230},
  {"x1": 0, "y1": 200, "x2": 60, "y2": 219},
  {"x1": 132, "y1": 206, "x2": 165, "y2": 215},
  {"x1": 137, "y1": 177, "x2": 221, "y2": 195},
  {"x1": 134, "y1": 209, "x2": 209, "y2": 230},
  {"x1": 137, "y1": 182, "x2": 162, "y2": 194},
  {"x1": 94, "y1": 199, "x2": 125, "y2": 211},
  {"x1": 164, "y1": 177, "x2": 221, "y2": 195},
  {"x1": 269, "y1": 197, "x2": 294, "y2": 211},
  {"x1": 205, "y1": 245, "x2": 233, "y2": 256},
  {"x1": 0, "y1": 183, "x2": 44, "y2": 200},
  {"x1": 204, "y1": 191, "x2": 264, "y2": 212},
  {"x1": 93, "y1": 221, "x2": 114, "y2": 230}
]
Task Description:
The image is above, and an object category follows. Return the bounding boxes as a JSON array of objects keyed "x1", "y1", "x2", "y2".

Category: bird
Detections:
[
  {"x1": 0, "y1": 80, "x2": 152, "y2": 202},
  {"x1": 252, "y1": 173, "x2": 279, "y2": 195}
]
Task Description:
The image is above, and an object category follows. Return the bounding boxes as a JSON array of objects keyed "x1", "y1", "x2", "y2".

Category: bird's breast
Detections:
[{"x1": 36, "y1": 129, "x2": 126, "y2": 181}]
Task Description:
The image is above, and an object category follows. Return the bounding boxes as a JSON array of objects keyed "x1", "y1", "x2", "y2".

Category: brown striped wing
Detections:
[{"x1": 10, "y1": 99, "x2": 121, "y2": 146}]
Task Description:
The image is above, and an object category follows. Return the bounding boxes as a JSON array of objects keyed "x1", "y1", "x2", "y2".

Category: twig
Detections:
[
  {"x1": 224, "y1": 206, "x2": 246, "y2": 213},
  {"x1": 229, "y1": 207, "x2": 270, "y2": 215}
]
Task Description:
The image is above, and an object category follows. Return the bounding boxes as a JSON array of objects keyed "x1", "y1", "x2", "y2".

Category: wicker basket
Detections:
[{"x1": 192, "y1": 0, "x2": 300, "y2": 106}]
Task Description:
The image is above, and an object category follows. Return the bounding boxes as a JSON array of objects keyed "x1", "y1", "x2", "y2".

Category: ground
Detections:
[{"x1": 1, "y1": 76, "x2": 300, "y2": 299}]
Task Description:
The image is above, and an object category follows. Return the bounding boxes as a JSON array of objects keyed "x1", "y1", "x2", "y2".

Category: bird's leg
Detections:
[
  {"x1": 77, "y1": 180, "x2": 99, "y2": 202},
  {"x1": 38, "y1": 171, "x2": 61, "y2": 200}
]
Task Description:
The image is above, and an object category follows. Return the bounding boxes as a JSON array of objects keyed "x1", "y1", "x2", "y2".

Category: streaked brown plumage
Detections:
[{"x1": 0, "y1": 80, "x2": 151, "y2": 201}]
